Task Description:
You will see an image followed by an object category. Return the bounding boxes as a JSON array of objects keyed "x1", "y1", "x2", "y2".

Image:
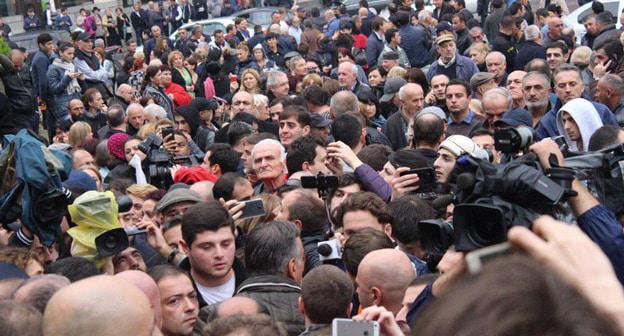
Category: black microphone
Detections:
[
  {"x1": 457, "y1": 173, "x2": 476, "y2": 192},
  {"x1": 317, "y1": 244, "x2": 333, "y2": 257}
]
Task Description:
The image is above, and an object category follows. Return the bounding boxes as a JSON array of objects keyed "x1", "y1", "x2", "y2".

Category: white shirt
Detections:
[{"x1": 195, "y1": 274, "x2": 236, "y2": 305}]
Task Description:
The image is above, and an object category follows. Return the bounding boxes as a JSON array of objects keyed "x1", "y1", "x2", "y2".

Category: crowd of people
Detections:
[{"x1": 1, "y1": 0, "x2": 624, "y2": 335}]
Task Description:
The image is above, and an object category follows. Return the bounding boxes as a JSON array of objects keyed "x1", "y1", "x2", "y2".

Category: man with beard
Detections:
[{"x1": 522, "y1": 72, "x2": 551, "y2": 128}]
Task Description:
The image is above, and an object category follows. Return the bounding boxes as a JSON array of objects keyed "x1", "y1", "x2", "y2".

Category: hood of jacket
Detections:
[{"x1": 556, "y1": 98, "x2": 603, "y2": 151}]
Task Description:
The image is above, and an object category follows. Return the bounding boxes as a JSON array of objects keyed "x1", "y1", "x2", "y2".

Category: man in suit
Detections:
[{"x1": 180, "y1": 0, "x2": 193, "y2": 25}]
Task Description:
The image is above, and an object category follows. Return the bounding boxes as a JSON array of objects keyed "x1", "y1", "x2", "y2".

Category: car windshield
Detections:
[{"x1": 577, "y1": 1, "x2": 618, "y2": 23}]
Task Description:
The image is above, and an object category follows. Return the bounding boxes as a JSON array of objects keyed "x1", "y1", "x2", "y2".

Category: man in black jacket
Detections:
[
  {"x1": 1, "y1": 51, "x2": 36, "y2": 134},
  {"x1": 515, "y1": 25, "x2": 546, "y2": 71},
  {"x1": 130, "y1": 2, "x2": 148, "y2": 46}
]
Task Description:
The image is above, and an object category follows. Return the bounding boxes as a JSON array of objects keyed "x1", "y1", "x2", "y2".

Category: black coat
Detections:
[{"x1": 514, "y1": 40, "x2": 546, "y2": 71}]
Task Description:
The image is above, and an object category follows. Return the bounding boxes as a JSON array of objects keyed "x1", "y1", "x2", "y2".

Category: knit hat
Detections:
[
  {"x1": 63, "y1": 170, "x2": 98, "y2": 195},
  {"x1": 108, "y1": 133, "x2": 130, "y2": 161},
  {"x1": 417, "y1": 106, "x2": 447, "y2": 121},
  {"x1": 439, "y1": 135, "x2": 480, "y2": 158}
]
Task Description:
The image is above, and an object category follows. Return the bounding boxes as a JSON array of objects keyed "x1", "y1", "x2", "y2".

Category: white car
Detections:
[
  {"x1": 169, "y1": 17, "x2": 241, "y2": 41},
  {"x1": 563, "y1": 0, "x2": 621, "y2": 45}
]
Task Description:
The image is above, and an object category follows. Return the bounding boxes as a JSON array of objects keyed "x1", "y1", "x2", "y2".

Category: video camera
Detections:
[
  {"x1": 418, "y1": 152, "x2": 577, "y2": 253},
  {"x1": 138, "y1": 134, "x2": 202, "y2": 189}
]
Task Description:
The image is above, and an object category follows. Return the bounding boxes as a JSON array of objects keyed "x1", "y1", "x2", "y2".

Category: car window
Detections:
[
  {"x1": 248, "y1": 12, "x2": 274, "y2": 26},
  {"x1": 203, "y1": 23, "x2": 226, "y2": 36},
  {"x1": 577, "y1": 8, "x2": 592, "y2": 23},
  {"x1": 577, "y1": 1, "x2": 618, "y2": 23}
]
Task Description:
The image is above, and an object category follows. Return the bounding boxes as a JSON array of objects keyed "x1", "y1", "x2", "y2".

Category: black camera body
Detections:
[
  {"x1": 139, "y1": 134, "x2": 201, "y2": 189},
  {"x1": 494, "y1": 127, "x2": 534, "y2": 154},
  {"x1": 301, "y1": 173, "x2": 339, "y2": 199}
]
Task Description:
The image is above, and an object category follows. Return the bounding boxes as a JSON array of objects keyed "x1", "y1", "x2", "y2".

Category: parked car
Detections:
[
  {"x1": 11, "y1": 30, "x2": 71, "y2": 53},
  {"x1": 234, "y1": 7, "x2": 294, "y2": 29},
  {"x1": 563, "y1": 0, "x2": 620, "y2": 44},
  {"x1": 169, "y1": 17, "x2": 244, "y2": 41},
  {"x1": 347, "y1": 0, "x2": 477, "y2": 18}
]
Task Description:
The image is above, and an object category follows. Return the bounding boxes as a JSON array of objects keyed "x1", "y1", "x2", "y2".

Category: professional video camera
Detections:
[
  {"x1": 138, "y1": 134, "x2": 202, "y2": 189},
  {"x1": 494, "y1": 127, "x2": 533, "y2": 155},
  {"x1": 418, "y1": 152, "x2": 578, "y2": 253}
]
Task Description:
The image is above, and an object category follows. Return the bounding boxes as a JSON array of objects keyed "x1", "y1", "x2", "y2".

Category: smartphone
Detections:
[
  {"x1": 332, "y1": 318, "x2": 379, "y2": 336},
  {"x1": 162, "y1": 126, "x2": 174, "y2": 141},
  {"x1": 124, "y1": 226, "x2": 147, "y2": 236},
  {"x1": 239, "y1": 199, "x2": 266, "y2": 219},
  {"x1": 399, "y1": 167, "x2": 436, "y2": 193},
  {"x1": 465, "y1": 242, "x2": 512, "y2": 274}
]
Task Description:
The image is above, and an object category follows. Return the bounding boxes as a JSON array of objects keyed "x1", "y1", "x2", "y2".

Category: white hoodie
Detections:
[{"x1": 556, "y1": 98, "x2": 603, "y2": 152}]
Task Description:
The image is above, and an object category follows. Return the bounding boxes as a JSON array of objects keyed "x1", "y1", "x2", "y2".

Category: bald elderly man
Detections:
[
  {"x1": 355, "y1": 249, "x2": 415, "y2": 315},
  {"x1": 109, "y1": 84, "x2": 135, "y2": 111},
  {"x1": 506, "y1": 70, "x2": 527, "y2": 109},
  {"x1": 485, "y1": 51, "x2": 507, "y2": 86},
  {"x1": 43, "y1": 275, "x2": 155, "y2": 336}
]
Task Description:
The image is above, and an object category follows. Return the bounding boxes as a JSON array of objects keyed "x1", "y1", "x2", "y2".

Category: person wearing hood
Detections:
[
  {"x1": 536, "y1": 64, "x2": 618, "y2": 140},
  {"x1": 556, "y1": 98, "x2": 603, "y2": 152}
]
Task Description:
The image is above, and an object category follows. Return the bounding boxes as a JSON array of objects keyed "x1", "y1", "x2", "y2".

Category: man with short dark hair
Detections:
[
  {"x1": 236, "y1": 220, "x2": 306, "y2": 335},
  {"x1": 379, "y1": 28, "x2": 410, "y2": 69},
  {"x1": 286, "y1": 135, "x2": 329, "y2": 177},
  {"x1": 546, "y1": 41, "x2": 569, "y2": 72},
  {"x1": 593, "y1": 11, "x2": 621, "y2": 50},
  {"x1": 31, "y1": 33, "x2": 54, "y2": 124},
  {"x1": 365, "y1": 16, "x2": 386, "y2": 68},
  {"x1": 148, "y1": 265, "x2": 200, "y2": 336},
  {"x1": 335, "y1": 191, "x2": 393, "y2": 243},
  {"x1": 130, "y1": 2, "x2": 148, "y2": 45},
  {"x1": 23, "y1": 7, "x2": 42, "y2": 31},
  {"x1": 298, "y1": 265, "x2": 354, "y2": 336},
  {"x1": 179, "y1": 201, "x2": 247, "y2": 307},
  {"x1": 279, "y1": 105, "x2": 311, "y2": 148},
  {"x1": 594, "y1": 74, "x2": 624, "y2": 126},
  {"x1": 212, "y1": 172, "x2": 253, "y2": 201},
  {"x1": 445, "y1": 79, "x2": 484, "y2": 137}
]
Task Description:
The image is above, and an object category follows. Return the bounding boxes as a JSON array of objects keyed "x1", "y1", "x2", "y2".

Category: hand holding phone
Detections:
[
  {"x1": 333, "y1": 318, "x2": 380, "y2": 336},
  {"x1": 399, "y1": 167, "x2": 436, "y2": 193}
]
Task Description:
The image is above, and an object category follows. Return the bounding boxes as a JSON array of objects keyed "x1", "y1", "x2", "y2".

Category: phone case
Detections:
[{"x1": 332, "y1": 318, "x2": 380, "y2": 336}]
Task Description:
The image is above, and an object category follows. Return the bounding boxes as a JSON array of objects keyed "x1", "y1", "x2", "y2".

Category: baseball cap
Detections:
[
  {"x1": 469, "y1": 72, "x2": 496, "y2": 93},
  {"x1": 380, "y1": 77, "x2": 407, "y2": 103},
  {"x1": 156, "y1": 188, "x2": 202, "y2": 212},
  {"x1": 310, "y1": 113, "x2": 332, "y2": 128},
  {"x1": 417, "y1": 106, "x2": 447, "y2": 121},
  {"x1": 435, "y1": 34, "x2": 455, "y2": 46},
  {"x1": 494, "y1": 108, "x2": 533, "y2": 128},
  {"x1": 77, "y1": 32, "x2": 94, "y2": 42}
]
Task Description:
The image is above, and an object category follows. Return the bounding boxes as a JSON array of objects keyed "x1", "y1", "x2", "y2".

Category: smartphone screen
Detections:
[{"x1": 162, "y1": 127, "x2": 174, "y2": 141}]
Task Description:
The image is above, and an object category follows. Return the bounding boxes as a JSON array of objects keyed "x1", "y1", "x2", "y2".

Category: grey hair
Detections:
[
  {"x1": 486, "y1": 51, "x2": 506, "y2": 63},
  {"x1": 417, "y1": 9, "x2": 432, "y2": 22},
  {"x1": 522, "y1": 71, "x2": 551, "y2": 87},
  {"x1": 251, "y1": 138, "x2": 286, "y2": 162},
  {"x1": 330, "y1": 91, "x2": 359, "y2": 118},
  {"x1": 288, "y1": 56, "x2": 304, "y2": 72},
  {"x1": 553, "y1": 63, "x2": 582, "y2": 83},
  {"x1": 244, "y1": 220, "x2": 301, "y2": 276},
  {"x1": 482, "y1": 87, "x2": 513, "y2": 110},
  {"x1": 524, "y1": 25, "x2": 541, "y2": 41},
  {"x1": 601, "y1": 74, "x2": 624, "y2": 95},
  {"x1": 469, "y1": 26, "x2": 483, "y2": 34},
  {"x1": 12, "y1": 274, "x2": 70, "y2": 313},
  {"x1": 253, "y1": 94, "x2": 269, "y2": 108},
  {"x1": 144, "y1": 103, "x2": 167, "y2": 120},
  {"x1": 266, "y1": 70, "x2": 287, "y2": 87}
]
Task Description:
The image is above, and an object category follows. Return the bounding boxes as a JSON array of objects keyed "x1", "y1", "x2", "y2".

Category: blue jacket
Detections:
[
  {"x1": 23, "y1": 15, "x2": 42, "y2": 31},
  {"x1": 426, "y1": 54, "x2": 479, "y2": 82},
  {"x1": 55, "y1": 15, "x2": 72, "y2": 32},
  {"x1": 399, "y1": 24, "x2": 429, "y2": 68},
  {"x1": 30, "y1": 50, "x2": 52, "y2": 101},
  {"x1": 0, "y1": 130, "x2": 65, "y2": 246},
  {"x1": 577, "y1": 205, "x2": 624, "y2": 285},
  {"x1": 326, "y1": 17, "x2": 339, "y2": 37},
  {"x1": 47, "y1": 63, "x2": 83, "y2": 120},
  {"x1": 536, "y1": 97, "x2": 617, "y2": 140},
  {"x1": 365, "y1": 31, "x2": 384, "y2": 68}
]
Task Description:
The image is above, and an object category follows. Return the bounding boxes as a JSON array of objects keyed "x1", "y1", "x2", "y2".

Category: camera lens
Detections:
[{"x1": 468, "y1": 217, "x2": 506, "y2": 248}]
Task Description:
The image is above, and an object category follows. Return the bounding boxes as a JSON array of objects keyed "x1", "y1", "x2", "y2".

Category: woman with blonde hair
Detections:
[
  {"x1": 467, "y1": 42, "x2": 490, "y2": 72},
  {"x1": 137, "y1": 122, "x2": 157, "y2": 140},
  {"x1": 238, "y1": 68, "x2": 261, "y2": 94},
  {"x1": 169, "y1": 50, "x2": 195, "y2": 97},
  {"x1": 68, "y1": 121, "x2": 93, "y2": 149},
  {"x1": 386, "y1": 66, "x2": 407, "y2": 79}
]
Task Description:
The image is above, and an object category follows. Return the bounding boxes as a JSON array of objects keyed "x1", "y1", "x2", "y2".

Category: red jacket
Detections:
[{"x1": 165, "y1": 82, "x2": 192, "y2": 107}]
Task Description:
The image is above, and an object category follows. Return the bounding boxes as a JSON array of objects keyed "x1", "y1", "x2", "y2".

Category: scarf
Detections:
[
  {"x1": 52, "y1": 58, "x2": 82, "y2": 95},
  {"x1": 74, "y1": 48, "x2": 100, "y2": 72}
]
